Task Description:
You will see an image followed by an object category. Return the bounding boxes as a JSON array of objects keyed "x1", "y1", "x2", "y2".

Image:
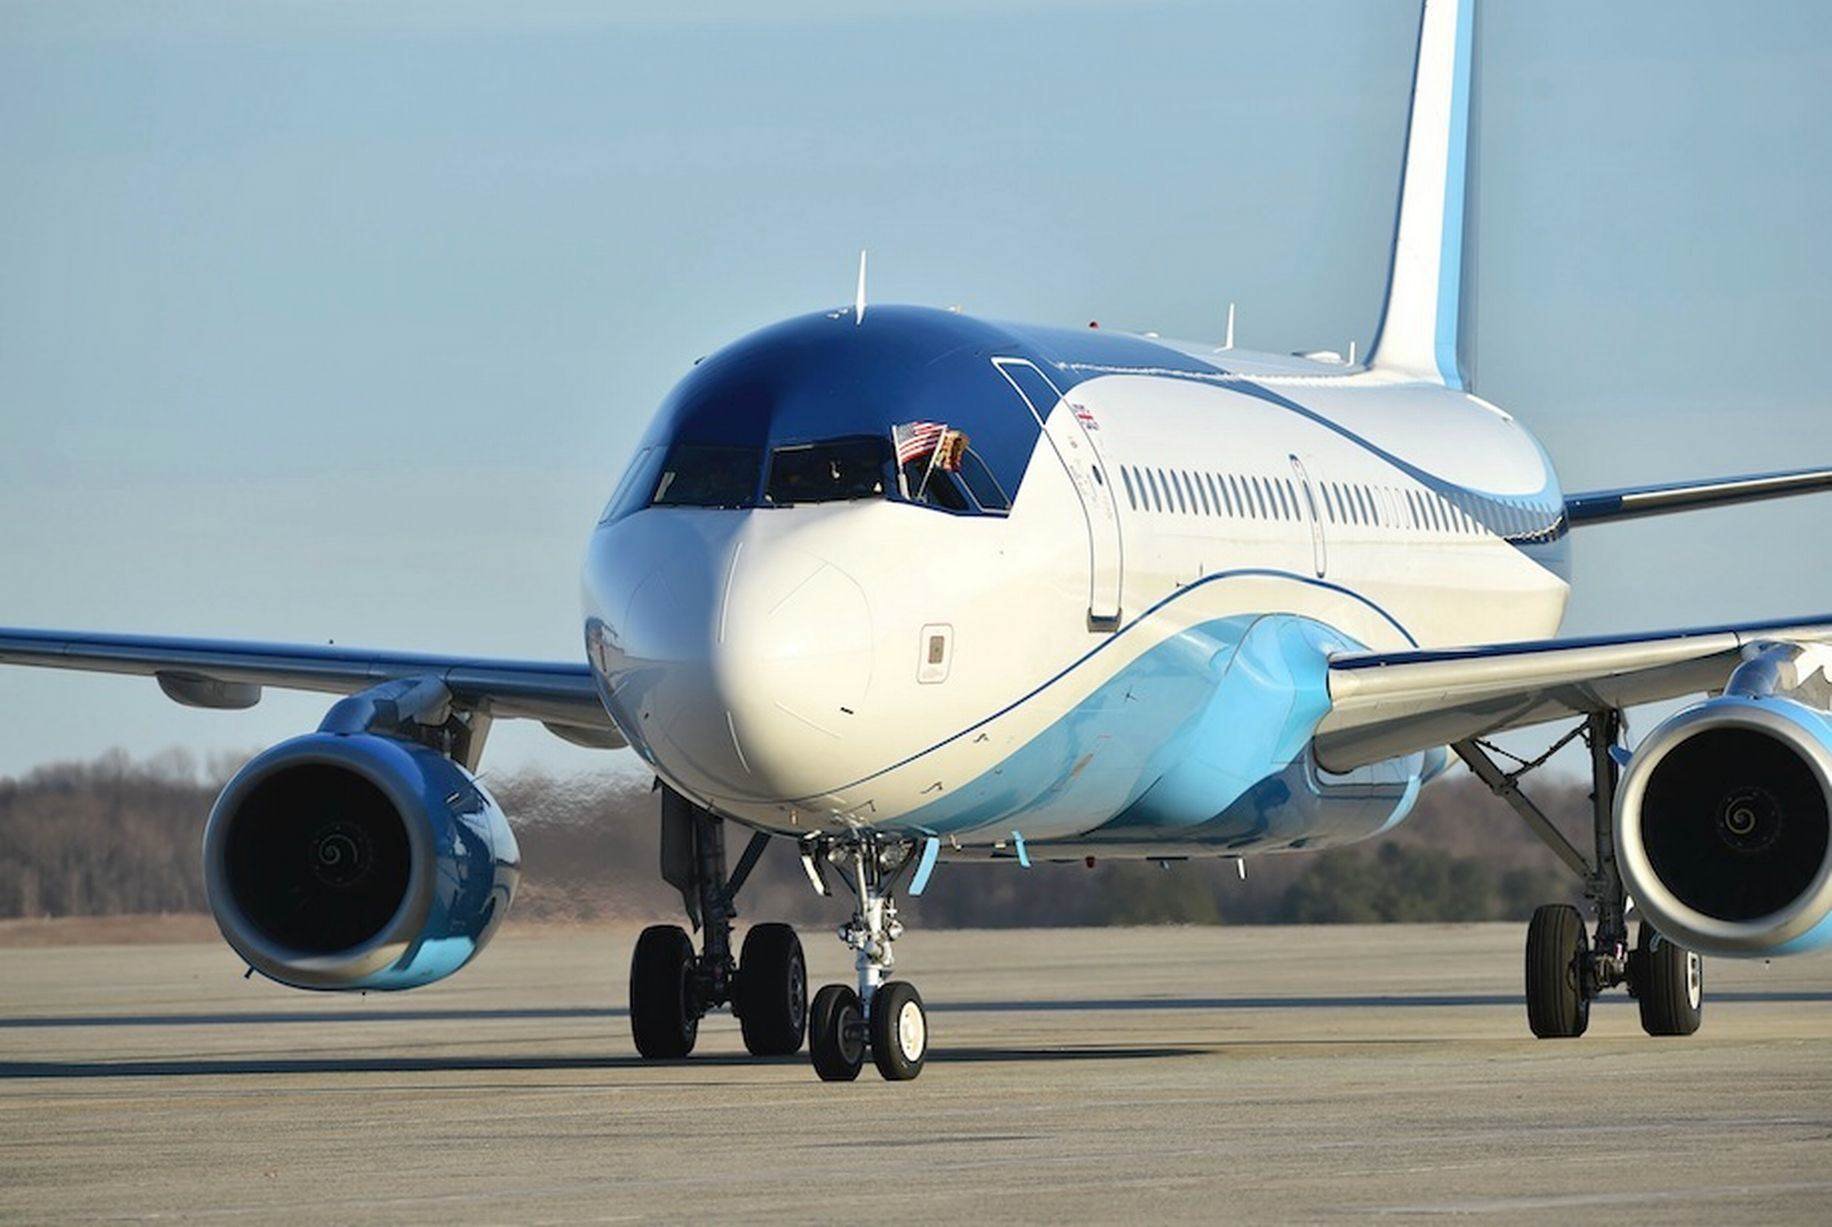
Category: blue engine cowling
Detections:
[
  {"x1": 202, "y1": 732, "x2": 520, "y2": 990},
  {"x1": 1616, "y1": 694, "x2": 1832, "y2": 957}
]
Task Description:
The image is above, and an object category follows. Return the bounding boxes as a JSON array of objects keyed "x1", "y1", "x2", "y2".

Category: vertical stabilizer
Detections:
[{"x1": 1368, "y1": 0, "x2": 1476, "y2": 389}]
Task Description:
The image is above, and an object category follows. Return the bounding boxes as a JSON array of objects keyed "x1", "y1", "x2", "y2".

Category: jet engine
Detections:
[
  {"x1": 202, "y1": 728, "x2": 520, "y2": 990},
  {"x1": 1616, "y1": 648, "x2": 1832, "y2": 957}
]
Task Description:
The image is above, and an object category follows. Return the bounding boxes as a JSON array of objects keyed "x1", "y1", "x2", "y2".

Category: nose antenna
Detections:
[{"x1": 854, "y1": 250, "x2": 868, "y2": 325}]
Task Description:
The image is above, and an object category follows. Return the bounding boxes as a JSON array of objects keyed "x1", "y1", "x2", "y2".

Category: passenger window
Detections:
[
  {"x1": 1121, "y1": 467, "x2": 1138, "y2": 510},
  {"x1": 652, "y1": 443, "x2": 764, "y2": 508}
]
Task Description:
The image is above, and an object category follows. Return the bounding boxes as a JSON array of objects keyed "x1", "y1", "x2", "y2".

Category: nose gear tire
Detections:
[
  {"x1": 810, "y1": 983, "x2": 866, "y2": 1081},
  {"x1": 869, "y1": 980, "x2": 928, "y2": 1081}
]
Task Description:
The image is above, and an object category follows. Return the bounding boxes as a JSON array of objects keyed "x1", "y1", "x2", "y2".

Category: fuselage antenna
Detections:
[
  {"x1": 854, "y1": 250, "x2": 868, "y2": 325},
  {"x1": 1224, "y1": 301, "x2": 1236, "y2": 350}
]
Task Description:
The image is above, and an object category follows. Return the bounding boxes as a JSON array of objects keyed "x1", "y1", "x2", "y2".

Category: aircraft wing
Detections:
[
  {"x1": 0, "y1": 627, "x2": 623, "y2": 748},
  {"x1": 1564, "y1": 465, "x2": 1832, "y2": 525},
  {"x1": 1314, "y1": 615, "x2": 1832, "y2": 773}
]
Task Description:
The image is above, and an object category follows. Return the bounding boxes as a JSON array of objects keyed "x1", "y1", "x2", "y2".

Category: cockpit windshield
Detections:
[
  {"x1": 650, "y1": 444, "x2": 763, "y2": 508},
  {"x1": 626, "y1": 430, "x2": 1009, "y2": 517},
  {"x1": 599, "y1": 307, "x2": 1073, "y2": 526},
  {"x1": 765, "y1": 437, "x2": 891, "y2": 505}
]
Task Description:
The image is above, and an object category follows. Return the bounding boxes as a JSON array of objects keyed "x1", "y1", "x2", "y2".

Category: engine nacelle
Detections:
[
  {"x1": 202, "y1": 732, "x2": 520, "y2": 990},
  {"x1": 1617, "y1": 695, "x2": 1832, "y2": 957}
]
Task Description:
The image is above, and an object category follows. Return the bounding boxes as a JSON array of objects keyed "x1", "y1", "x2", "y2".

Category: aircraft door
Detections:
[
  {"x1": 993, "y1": 358, "x2": 1123, "y2": 629},
  {"x1": 1290, "y1": 454, "x2": 1327, "y2": 578}
]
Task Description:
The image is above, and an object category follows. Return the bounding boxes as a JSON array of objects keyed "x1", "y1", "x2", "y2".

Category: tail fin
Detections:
[{"x1": 1368, "y1": 0, "x2": 1476, "y2": 389}]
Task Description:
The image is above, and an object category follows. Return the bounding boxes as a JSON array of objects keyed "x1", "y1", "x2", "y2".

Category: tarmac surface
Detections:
[{"x1": 3, "y1": 921, "x2": 1832, "y2": 1223}]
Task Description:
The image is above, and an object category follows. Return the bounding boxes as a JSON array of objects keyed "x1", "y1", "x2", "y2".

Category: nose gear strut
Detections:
[{"x1": 803, "y1": 832, "x2": 931, "y2": 1081}]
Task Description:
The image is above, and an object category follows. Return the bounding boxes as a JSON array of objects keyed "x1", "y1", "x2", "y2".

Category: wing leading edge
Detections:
[
  {"x1": 0, "y1": 627, "x2": 623, "y2": 749},
  {"x1": 1315, "y1": 615, "x2": 1832, "y2": 773},
  {"x1": 1564, "y1": 465, "x2": 1832, "y2": 526}
]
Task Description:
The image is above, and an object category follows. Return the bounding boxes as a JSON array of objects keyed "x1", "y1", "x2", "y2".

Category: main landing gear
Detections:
[
  {"x1": 802, "y1": 834, "x2": 930, "y2": 1081},
  {"x1": 627, "y1": 789, "x2": 931, "y2": 1080},
  {"x1": 1458, "y1": 709, "x2": 1704, "y2": 1039},
  {"x1": 628, "y1": 786, "x2": 808, "y2": 1060}
]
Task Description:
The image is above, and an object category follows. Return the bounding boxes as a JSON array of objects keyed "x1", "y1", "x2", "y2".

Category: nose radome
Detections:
[
  {"x1": 591, "y1": 514, "x2": 875, "y2": 805},
  {"x1": 715, "y1": 544, "x2": 874, "y2": 793}
]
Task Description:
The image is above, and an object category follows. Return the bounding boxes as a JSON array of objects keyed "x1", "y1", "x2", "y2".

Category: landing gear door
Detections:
[
  {"x1": 993, "y1": 358, "x2": 1123, "y2": 629},
  {"x1": 1290, "y1": 454, "x2": 1327, "y2": 579}
]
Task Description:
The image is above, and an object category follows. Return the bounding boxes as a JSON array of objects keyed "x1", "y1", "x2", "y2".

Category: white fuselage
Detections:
[{"x1": 582, "y1": 323, "x2": 1568, "y2": 857}]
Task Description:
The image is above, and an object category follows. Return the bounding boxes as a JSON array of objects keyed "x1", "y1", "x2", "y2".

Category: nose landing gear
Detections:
[{"x1": 804, "y1": 834, "x2": 930, "y2": 1081}]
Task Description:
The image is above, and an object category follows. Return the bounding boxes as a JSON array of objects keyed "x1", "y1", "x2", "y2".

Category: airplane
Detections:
[{"x1": 7, "y1": 0, "x2": 1832, "y2": 1083}]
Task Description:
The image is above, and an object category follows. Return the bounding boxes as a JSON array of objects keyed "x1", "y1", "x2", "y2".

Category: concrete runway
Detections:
[{"x1": 3, "y1": 922, "x2": 1832, "y2": 1223}]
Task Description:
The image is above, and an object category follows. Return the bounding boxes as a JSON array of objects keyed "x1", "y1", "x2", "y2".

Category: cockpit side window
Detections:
[
  {"x1": 955, "y1": 449, "x2": 1010, "y2": 512},
  {"x1": 901, "y1": 458, "x2": 971, "y2": 511},
  {"x1": 651, "y1": 443, "x2": 763, "y2": 508},
  {"x1": 599, "y1": 446, "x2": 656, "y2": 524},
  {"x1": 765, "y1": 436, "x2": 893, "y2": 505}
]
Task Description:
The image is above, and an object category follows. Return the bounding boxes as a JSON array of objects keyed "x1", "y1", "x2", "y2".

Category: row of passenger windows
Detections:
[{"x1": 1116, "y1": 464, "x2": 1542, "y2": 538}]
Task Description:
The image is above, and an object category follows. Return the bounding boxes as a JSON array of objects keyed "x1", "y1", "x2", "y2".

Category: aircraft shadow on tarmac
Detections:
[
  {"x1": 0, "y1": 1045, "x2": 1204, "y2": 1080},
  {"x1": 3, "y1": 990, "x2": 1831, "y2": 1033},
  {"x1": 5, "y1": 991, "x2": 1830, "y2": 1079}
]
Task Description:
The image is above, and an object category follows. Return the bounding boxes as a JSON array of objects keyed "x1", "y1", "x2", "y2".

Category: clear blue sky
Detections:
[{"x1": 2, "y1": 0, "x2": 1829, "y2": 778}]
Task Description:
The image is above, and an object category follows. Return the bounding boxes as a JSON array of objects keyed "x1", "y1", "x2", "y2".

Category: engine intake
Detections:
[
  {"x1": 1617, "y1": 695, "x2": 1832, "y2": 956},
  {"x1": 204, "y1": 732, "x2": 520, "y2": 990}
]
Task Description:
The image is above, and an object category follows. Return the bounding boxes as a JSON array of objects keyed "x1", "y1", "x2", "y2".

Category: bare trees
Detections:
[{"x1": 1, "y1": 754, "x2": 1587, "y2": 926}]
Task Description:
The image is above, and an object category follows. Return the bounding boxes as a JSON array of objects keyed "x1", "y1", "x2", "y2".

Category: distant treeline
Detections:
[{"x1": 0, "y1": 750, "x2": 1589, "y2": 927}]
